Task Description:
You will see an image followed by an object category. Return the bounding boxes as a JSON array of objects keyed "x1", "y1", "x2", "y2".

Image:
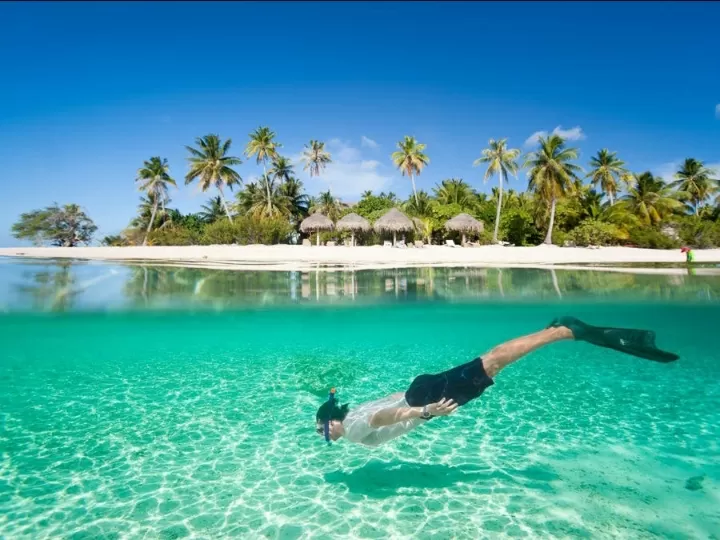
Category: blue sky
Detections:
[{"x1": 1, "y1": 1, "x2": 719, "y2": 246}]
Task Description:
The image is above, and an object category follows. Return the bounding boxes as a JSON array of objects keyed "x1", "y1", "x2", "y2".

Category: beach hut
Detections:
[
  {"x1": 444, "y1": 213, "x2": 484, "y2": 245},
  {"x1": 336, "y1": 213, "x2": 371, "y2": 246},
  {"x1": 374, "y1": 208, "x2": 414, "y2": 246},
  {"x1": 300, "y1": 213, "x2": 334, "y2": 246}
]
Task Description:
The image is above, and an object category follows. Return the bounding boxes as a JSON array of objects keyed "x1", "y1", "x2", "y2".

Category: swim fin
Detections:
[{"x1": 548, "y1": 316, "x2": 679, "y2": 363}]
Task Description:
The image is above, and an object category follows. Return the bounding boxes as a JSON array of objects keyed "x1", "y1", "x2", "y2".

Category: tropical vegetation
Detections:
[{"x1": 10, "y1": 129, "x2": 720, "y2": 249}]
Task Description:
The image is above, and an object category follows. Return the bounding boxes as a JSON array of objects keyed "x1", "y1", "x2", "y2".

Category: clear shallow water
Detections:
[{"x1": 1, "y1": 260, "x2": 720, "y2": 538}]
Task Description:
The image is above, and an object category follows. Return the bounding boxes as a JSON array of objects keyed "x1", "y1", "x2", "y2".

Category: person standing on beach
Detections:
[{"x1": 315, "y1": 316, "x2": 679, "y2": 447}]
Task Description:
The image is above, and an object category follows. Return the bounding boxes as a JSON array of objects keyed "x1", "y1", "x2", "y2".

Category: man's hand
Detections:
[{"x1": 427, "y1": 398, "x2": 458, "y2": 417}]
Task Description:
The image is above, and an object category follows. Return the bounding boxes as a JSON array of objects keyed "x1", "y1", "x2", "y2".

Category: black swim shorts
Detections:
[{"x1": 404, "y1": 357, "x2": 494, "y2": 408}]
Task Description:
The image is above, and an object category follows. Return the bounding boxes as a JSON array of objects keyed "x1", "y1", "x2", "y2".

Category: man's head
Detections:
[{"x1": 315, "y1": 399, "x2": 350, "y2": 442}]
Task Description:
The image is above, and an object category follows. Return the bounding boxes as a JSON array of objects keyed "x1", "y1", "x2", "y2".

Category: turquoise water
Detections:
[{"x1": 1, "y1": 260, "x2": 720, "y2": 538}]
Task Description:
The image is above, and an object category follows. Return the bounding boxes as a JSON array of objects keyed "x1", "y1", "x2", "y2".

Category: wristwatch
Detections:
[{"x1": 420, "y1": 405, "x2": 432, "y2": 420}]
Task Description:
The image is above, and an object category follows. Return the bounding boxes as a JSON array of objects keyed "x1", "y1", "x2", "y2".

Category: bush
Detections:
[
  {"x1": 566, "y1": 219, "x2": 624, "y2": 247},
  {"x1": 200, "y1": 215, "x2": 293, "y2": 245},
  {"x1": 627, "y1": 227, "x2": 680, "y2": 249},
  {"x1": 499, "y1": 208, "x2": 540, "y2": 246},
  {"x1": 678, "y1": 218, "x2": 720, "y2": 248},
  {"x1": 148, "y1": 225, "x2": 201, "y2": 246},
  {"x1": 201, "y1": 220, "x2": 236, "y2": 245}
]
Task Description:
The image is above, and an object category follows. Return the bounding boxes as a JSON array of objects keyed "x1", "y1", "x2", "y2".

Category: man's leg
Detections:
[{"x1": 481, "y1": 326, "x2": 574, "y2": 378}]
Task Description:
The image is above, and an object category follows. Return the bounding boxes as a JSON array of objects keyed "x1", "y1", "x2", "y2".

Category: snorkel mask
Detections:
[{"x1": 323, "y1": 388, "x2": 336, "y2": 445}]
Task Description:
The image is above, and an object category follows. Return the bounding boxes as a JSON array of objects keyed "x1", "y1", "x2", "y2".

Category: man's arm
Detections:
[
  {"x1": 368, "y1": 398, "x2": 459, "y2": 428},
  {"x1": 368, "y1": 406, "x2": 423, "y2": 428}
]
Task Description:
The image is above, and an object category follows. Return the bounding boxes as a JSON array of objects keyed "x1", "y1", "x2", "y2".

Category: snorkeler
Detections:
[{"x1": 315, "y1": 316, "x2": 679, "y2": 447}]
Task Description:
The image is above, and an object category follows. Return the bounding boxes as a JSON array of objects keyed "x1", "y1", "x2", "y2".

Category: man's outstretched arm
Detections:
[{"x1": 369, "y1": 398, "x2": 458, "y2": 428}]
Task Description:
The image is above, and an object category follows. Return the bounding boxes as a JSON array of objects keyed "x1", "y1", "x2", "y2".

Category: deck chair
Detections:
[
  {"x1": 414, "y1": 241, "x2": 424, "y2": 248},
  {"x1": 445, "y1": 239, "x2": 457, "y2": 248},
  {"x1": 383, "y1": 241, "x2": 392, "y2": 248},
  {"x1": 395, "y1": 240, "x2": 407, "y2": 249},
  {"x1": 302, "y1": 239, "x2": 311, "y2": 246}
]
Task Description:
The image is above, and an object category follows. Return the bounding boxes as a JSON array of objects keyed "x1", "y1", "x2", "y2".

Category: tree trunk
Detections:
[
  {"x1": 411, "y1": 173, "x2": 419, "y2": 205},
  {"x1": 544, "y1": 197, "x2": 557, "y2": 245},
  {"x1": 493, "y1": 172, "x2": 503, "y2": 243},
  {"x1": 143, "y1": 202, "x2": 158, "y2": 246},
  {"x1": 218, "y1": 187, "x2": 233, "y2": 223},
  {"x1": 609, "y1": 191, "x2": 614, "y2": 206},
  {"x1": 264, "y1": 162, "x2": 272, "y2": 215}
]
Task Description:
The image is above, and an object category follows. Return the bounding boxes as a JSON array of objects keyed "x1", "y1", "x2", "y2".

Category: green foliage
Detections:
[
  {"x1": 354, "y1": 192, "x2": 397, "y2": 219},
  {"x1": 627, "y1": 227, "x2": 680, "y2": 249},
  {"x1": 499, "y1": 208, "x2": 540, "y2": 246},
  {"x1": 148, "y1": 225, "x2": 200, "y2": 246},
  {"x1": 101, "y1": 234, "x2": 129, "y2": 247},
  {"x1": 11, "y1": 204, "x2": 97, "y2": 246},
  {"x1": 566, "y1": 219, "x2": 624, "y2": 246},
  {"x1": 677, "y1": 217, "x2": 720, "y2": 248},
  {"x1": 199, "y1": 215, "x2": 293, "y2": 245}
]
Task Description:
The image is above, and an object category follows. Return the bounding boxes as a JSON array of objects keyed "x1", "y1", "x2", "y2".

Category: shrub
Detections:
[
  {"x1": 678, "y1": 218, "x2": 720, "y2": 248},
  {"x1": 201, "y1": 220, "x2": 236, "y2": 245},
  {"x1": 566, "y1": 219, "x2": 624, "y2": 247},
  {"x1": 148, "y1": 225, "x2": 200, "y2": 246},
  {"x1": 627, "y1": 227, "x2": 680, "y2": 249},
  {"x1": 499, "y1": 208, "x2": 540, "y2": 246}
]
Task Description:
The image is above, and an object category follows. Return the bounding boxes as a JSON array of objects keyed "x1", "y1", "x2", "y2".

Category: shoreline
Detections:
[{"x1": 1, "y1": 245, "x2": 719, "y2": 273}]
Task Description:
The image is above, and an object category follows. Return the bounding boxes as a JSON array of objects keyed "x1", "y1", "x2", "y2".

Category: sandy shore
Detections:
[{"x1": 2, "y1": 245, "x2": 719, "y2": 272}]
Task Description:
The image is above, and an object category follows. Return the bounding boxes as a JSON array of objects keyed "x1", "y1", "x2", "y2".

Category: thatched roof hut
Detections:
[
  {"x1": 336, "y1": 213, "x2": 371, "y2": 246},
  {"x1": 374, "y1": 208, "x2": 413, "y2": 245},
  {"x1": 444, "y1": 213, "x2": 484, "y2": 245},
  {"x1": 300, "y1": 213, "x2": 334, "y2": 246}
]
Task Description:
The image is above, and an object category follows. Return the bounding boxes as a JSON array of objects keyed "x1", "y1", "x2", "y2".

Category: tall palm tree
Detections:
[
  {"x1": 270, "y1": 156, "x2": 295, "y2": 184},
  {"x1": 301, "y1": 140, "x2": 333, "y2": 192},
  {"x1": 246, "y1": 126, "x2": 281, "y2": 214},
  {"x1": 392, "y1": 136, "x2": 429, "y2": 205},
  {"x1": 280, "y1": 177, "x2": 311, "y2": 224},
  {"x1": 198, "y1": 196, "x2": 226, "y2": 224},
  {"x1": 185, "y1": 134, "x2": 242, "y2": 222},
  {"x1": 620, "y1": 172, "x2": 684, "y2": 225},
  {"x1": 473, "y1": 138, "x2": 521, "y2": 243},
  {"x1": 250, "y1": 174, "x2": 291, "y2": 218},
  {"x1": 524, "y1": 135, "x2": 582, "y2": 244},
  {"x1": 670, "y1": 158, "x2": 719, "y2": 215},
  {"x1": 586, "y1": 149, "x2": 631, "y2": 206},
  {"x1": 136, "y1": 157, "x2": 176, "y2": 246}
]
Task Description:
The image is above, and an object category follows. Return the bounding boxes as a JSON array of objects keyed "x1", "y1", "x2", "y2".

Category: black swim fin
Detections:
[{"x1": 548, "y1": 316, "x2": 679, "y2": 363}]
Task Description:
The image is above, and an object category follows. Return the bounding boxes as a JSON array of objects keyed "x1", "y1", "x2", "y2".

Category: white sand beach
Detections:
[{"x1": 1, "y1": 245, "x2": 719, "y2": 272}]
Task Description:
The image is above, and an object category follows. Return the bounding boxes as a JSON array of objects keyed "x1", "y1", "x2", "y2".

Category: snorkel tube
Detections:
[{"x1": 324, "y1": 388, "x2": 336, "y2": 445}]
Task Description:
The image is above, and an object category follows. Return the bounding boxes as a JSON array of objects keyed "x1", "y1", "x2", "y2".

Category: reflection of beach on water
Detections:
[{"x1": 3, "y1": 261, "x2": 720, "y2": 312}]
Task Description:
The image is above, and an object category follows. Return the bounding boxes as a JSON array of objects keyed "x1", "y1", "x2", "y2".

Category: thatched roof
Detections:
[
  {"x1": 336, "y1": 213, "x2": 371, "y2": 232},
  {"x1": 374, "y1": 208, "x2": 414, "y2": 232},
  {"x1": 444, "y1": 213, "x2": 484, "y2": 232},
  {"x1": 300, "y1": 213, "x2": 334, "y2": 232}
]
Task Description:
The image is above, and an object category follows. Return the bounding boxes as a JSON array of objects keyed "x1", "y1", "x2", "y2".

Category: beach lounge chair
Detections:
[
  {"x1": 383, "y1": 241, "x2": 392, "y2": 248},
  {"x1": 302, "y1": 239, "x2": 311, "y2": 246},
  {"x1": 445, "y1": 239, "x2": 458, "y2": 248},
  {"x1": 395, "y1": 240, "x2": 407, "y2": 249},
  {"x1": 414, "y1": 240, "x2": 424, "y2": 248}
]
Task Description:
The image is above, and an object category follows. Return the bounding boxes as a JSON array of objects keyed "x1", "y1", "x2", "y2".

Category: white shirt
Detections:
[{"x1": 342, "y1": 394, "x2": 424, "y2": 447}]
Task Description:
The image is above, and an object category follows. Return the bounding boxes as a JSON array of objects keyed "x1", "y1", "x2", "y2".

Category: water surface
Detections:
[{"x1": 1, "y1": 260, "x2": 719, "y2": 538}]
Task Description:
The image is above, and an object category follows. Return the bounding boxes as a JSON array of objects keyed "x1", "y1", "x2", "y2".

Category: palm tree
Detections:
[
  {"x1": 185, "y1": 134, "x2": 242, "y2": 222},
  {"x1": 392, "y1": 136, "x2": 429, "y2": 205},
  {"x1": 620, "y1": 172, "x2": 684, "y2": 225},
  {"x1": 270, "y1": 156, "x2": 295, "y2": 184},
  {"x1": 586, "y1": 149, "x2": 631, "y2": 207},
  {"x1": 432, "y1": 178, "x2": 475, "y2": 209},
  {"x1": 135, "y1": 157, "x2": 176, "y2": 246},
  {"x1": 524, "y1": 135, "x2": 582, "y2": 244},
  {"x1": 310, "y1": 191, "x2": 346, "y2": 222},
  {"x1": 301, "y1": 140, "x2": 333, "y2": 192},
  {"x1": 281, "y1": 177, "x2": 311, "y2": 225},
  {"x1": 403, "y1": 190, "x2": 434, "y2": 218},
  {"x1": 670, "y1": 158, "x2": 719, "y2": 215},
  {"x1": 246, "y1": 126, "x2": 281, "y2": 215},
  {"x1": 199, "y1": 196, "x2": 226, "y2": 224},
  {"x1": 473, "y1": 139, "x2": 521, "y2": 243}
]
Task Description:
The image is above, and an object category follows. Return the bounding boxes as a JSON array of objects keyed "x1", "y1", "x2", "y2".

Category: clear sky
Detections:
[{"x1": 1, "y1": 1, "x2": 719, "y2": 246}]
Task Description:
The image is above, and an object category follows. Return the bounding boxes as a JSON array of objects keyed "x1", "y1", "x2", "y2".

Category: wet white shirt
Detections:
[{"x1": 342, "y1": 394, "x2": 424, "y2": 447}]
